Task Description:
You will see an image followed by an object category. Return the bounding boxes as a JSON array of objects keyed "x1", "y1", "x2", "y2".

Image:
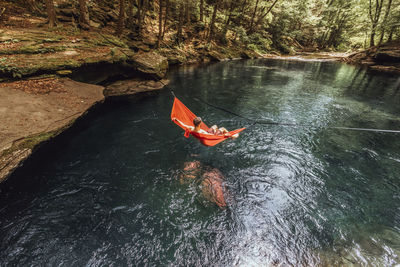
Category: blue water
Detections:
[{"x1": 1, "y1": 59, "x2": 400, "y2": 266}]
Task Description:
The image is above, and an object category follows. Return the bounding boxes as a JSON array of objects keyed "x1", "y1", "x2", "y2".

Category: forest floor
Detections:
[{"x1": 0, "y1": 0, "x2": 260, "y2": 82}]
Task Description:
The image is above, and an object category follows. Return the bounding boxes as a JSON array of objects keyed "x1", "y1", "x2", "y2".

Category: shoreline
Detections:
[
  {"x1": 0, "y1": 75, "x2": 169, "y2": 184},
  {"x1": 1, "y1": 48, "x2": 398, "y2": 184}
]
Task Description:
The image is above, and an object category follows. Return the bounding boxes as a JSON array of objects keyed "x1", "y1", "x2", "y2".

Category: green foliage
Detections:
[
  {"x1": 235, "y1": 26, "x2": 249, "y2": 44},
  {"x1": 7, "y1": 0, "x2": 400, "y2": 61},
  {"x1": 110, "y1": 48, "x2": 116, "y2": 57},
  {"x1": 246, "y1": 33, "x2": 272, "y2": 52}
]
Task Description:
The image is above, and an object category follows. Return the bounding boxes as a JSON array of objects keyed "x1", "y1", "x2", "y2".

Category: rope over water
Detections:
[{"x1": 158, "y1": 74, "x2": 400, "y2": 134}]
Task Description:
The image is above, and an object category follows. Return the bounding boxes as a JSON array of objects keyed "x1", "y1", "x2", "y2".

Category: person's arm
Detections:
[{"x1": 172, "y1": 117, "x2": 194, "y2": 131}]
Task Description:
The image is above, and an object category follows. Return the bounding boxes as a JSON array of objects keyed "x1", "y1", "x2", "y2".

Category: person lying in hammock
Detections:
[{"x1": 172, "y1": 116, "x2": 239, "y2": 139}]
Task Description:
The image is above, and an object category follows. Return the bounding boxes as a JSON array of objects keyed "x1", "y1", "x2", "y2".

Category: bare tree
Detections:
[
  {"x1": 185, "y1": 0, "x2": 190, "y2": 23},
  {"x1": 78, "y1": 0, "x2": 90, "y2": 30},
  {"x1": 157, "y1": 0, "x2": 163, "y2": 48},
  {"x1": 127, "y1": 0, "x2": 134, "y2": 30},
  {"x1": 137, "y1": 0, "x2": 148, "y2": 36},
  {"x1": 116, "y1": 0, "x2": 125, "y2": 36},
  {"x1": 207, "y1": 0, "x2": 220, "y2": 43},
  {"x1": 378, "y1": 0, "x2": 393, "y2": 45},
  {"x1": 177, "y1": 2, "x2": 184, "y2": 43},
  {"x1": 251, "y1": 0, "x2": 279, "y2": 33},
  {"x1": 45, "y1": 0, "x2": 57, "y2": 27},
  {"x1": 200, "y1": 0, "x2": 204, "y2": 22},
  {"x1": 369, "y1": 0, "x2": 384, "y2": 46},
  {"x1": 223, "y1": 1, "x2": 236, "y2": 36},
  {"x1": 233, "y1": 0, "x2": 248, "y2": 41},
  {"x1": 249, "y1": 0, "x2": 260, "y2": 34},
  {"x1": 162, "y1": 0, "x2": 169, "y2": 39},
  {"x1": 137, "y1": 0, "x2": 142, "y2": 34},
  {"x1": 27, "y1": 0, "x2": 41, "y2": 14}
]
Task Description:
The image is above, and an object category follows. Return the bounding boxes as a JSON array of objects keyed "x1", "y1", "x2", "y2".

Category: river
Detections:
[{"x1": 1, "y1": 59, "x2": 400, "y2": 266}]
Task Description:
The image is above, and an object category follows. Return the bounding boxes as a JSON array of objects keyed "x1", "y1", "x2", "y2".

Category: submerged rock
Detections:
[
  {"x1": 131, "y1": 52, "x2": 168, "y2": 79},
  {"x1": 201, "y1": 168, "x2": 227, "y2": 207}
]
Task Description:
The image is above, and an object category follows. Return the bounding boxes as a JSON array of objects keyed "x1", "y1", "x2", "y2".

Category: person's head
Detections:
[{"x1": 193, "y1": 117, "x2": 202, "y2": 127}]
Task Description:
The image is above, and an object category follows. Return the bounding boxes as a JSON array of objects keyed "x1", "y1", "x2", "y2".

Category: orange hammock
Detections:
[{"x1": 171, "y1": 97, "x2": 246, "y2": 146}]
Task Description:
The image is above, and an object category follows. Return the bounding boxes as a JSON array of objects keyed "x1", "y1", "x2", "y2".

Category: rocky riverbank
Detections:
[
  {"x1": 0, "y1": 78, "x2": 104, "y2": 182},
  {"x1": 0, "y1": 21, "x2": 261, "y2": 184},
  {"x1": 0, "y1": 75, "x2": 170, "y2": 183},
  {"x1": 2, "y1": 6, "x2": 396, "y2": 183},
  {"x1": 342, "y1": 41, "x2": 400, "y2": 73}
]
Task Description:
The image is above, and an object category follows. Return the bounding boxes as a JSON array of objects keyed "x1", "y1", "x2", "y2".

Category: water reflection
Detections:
[{"x1": 1, "y1": 59, "x2": 400, "y2": 266}]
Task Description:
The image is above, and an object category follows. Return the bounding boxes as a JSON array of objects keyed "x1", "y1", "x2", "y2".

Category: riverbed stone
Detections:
[{"x1": 131, "y1": 52, "x2": 168, "y2": 79}]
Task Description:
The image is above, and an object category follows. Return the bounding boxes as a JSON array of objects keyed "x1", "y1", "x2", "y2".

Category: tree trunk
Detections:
[
  {"x1": 127, "y1": 0, "x2": 133, "y2": 29},
  {"x1": 27, "y1": 0, "x2": 41, "y2": 14},
  {"x1": 249, "y1": 0, "x2": 259, "y2": 33},
  {"x1": 200, "y1": 0, "x2": 204, "y2": 22},
  {"x1": 388, "y1": 26, "x2": 395, "y2": 42},
  {"x1": 370, "y1": 23, "x2": 378, "y2": 47},
  {"x1": 185, "y1": 0, "x2": 190, "y2": 24},
  {"x1": 162, "y1": 0, "x2": 169, "y2": 39},
  {"x1": 233, "y1": 0, "x2": 247, "y2": 41},
  {"x1": 138, "y1": 0, "x2": 148, "y2": 36},
  {"x1": 137, "y1": 0, "x2": 142, "y2": 35},
  {"x1": 207, "y1": 0, "x2": 219, "y2": 44},
  {"x1": 177, "y1": 3, "x2": 184, "y2": 43},
  {"x1": 223, "y1": 1, "x2": 235, "y2": 36},
  {"x1": 368, "y1": 0, "x2": 384, "y2": 47},
  {"x1": 78, "y1": 0, "x2": 90, "y2": 30},
  {"x1": 252, "y1": 0, "x2": 279, "y2": 33},
  {"x1": 45, "y1": 0, "x2": 57, "y2": 27},
  {"x1": 157, "y1": 0, "x2": 163, "y2": 48},
  {"x1": 378, "y1": 0, "x2": 392, "y2": 45},
  {"x1": 116, "y1": 0, "x2": 125, "y2": 36}
]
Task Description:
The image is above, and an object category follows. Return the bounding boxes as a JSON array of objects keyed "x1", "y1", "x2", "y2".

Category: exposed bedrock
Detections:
[
  {"x1": 131, "y1": 52, "x2": 169, "y2": 79},
  {"x1": 104, "y1": 78, "x2": 169, "y2": 97},
  {"x1": 0, "y1": 74, "x2": 170, "y2": 183},
  {"x1": 0, "y1": 78, "x2": 104, "y2": 183},
  {"x1": 343, "y1": 41, "x2": 400, "y2": 73}
]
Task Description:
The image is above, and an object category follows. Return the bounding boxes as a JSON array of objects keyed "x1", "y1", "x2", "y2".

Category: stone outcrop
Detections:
[
  {"x1": 343, "y1": 41, "x2": 400, "y2": 73},
  {"x1": 0, "y1": 78, "x2": 104, "y2": 183},
  {"x1": 207, "y1": 51, "x2": 226, "y2": 62},
  {"x1": 374, "y1": 50, "x2": 400, "y2": 63},
  {"x1": 131, "y1": 52, "x2": 169, "y2": 79},
  {"x1": 104, "y1": 78, "x2": 169, "y2": 97},
  {"x1": 0, "y1": 28, "x2": 134, "y2": 81}
]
